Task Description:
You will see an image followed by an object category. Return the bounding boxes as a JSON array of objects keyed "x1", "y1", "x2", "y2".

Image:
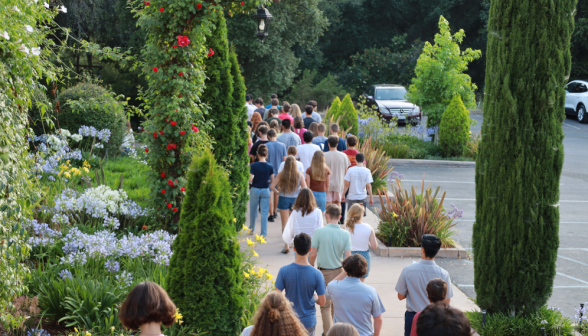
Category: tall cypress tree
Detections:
[
  {"x1": 167, "y1": 149, "x2": 244, "y2": 335},
  {"x1": 473, "y1": 0, "x2": 576, "y2": 314},
  {"x1": 202, "y1": 15, "x2": 248, "y2": 229}
]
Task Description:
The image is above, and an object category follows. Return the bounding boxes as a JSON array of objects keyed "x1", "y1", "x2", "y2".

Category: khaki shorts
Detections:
[{"x1": 326, "y1": 191, "x2": 342, "y2": 203}]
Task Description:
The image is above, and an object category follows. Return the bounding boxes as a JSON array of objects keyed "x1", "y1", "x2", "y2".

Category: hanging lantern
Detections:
[{"x1": 253, "y1": 7, "x2": 273, "y2": 43}]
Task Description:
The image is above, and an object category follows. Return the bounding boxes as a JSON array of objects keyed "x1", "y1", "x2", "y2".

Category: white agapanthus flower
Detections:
[
  {"x1": 31, "y1": 47, "x2": 41, "y2": 56},
  {"x1": 70, "y1": 134, "x2": 83, "y2": 142},
  {"x1": 25, "y1": 25, "x2": 34, "y2": 33},
  {"x1": 60, "y1": 129, "x2": 71, "y2": 137},
  {"x1": 1, "y1": 31, "x2": 9, "y2": 40},
  {"x1": 18, "y1": 44, "x2": 30, "y2": 54},
  {"x1": 58, "y1": 5, "x2": 67, "y2": 12},
  {"x1": 43, "y1": 2, "x2": 49, "y2": 8}
]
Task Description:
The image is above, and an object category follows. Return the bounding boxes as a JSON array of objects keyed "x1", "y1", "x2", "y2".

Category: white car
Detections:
[{"x1": 565, "y1": 80, "x2": 588, "y2": 123}]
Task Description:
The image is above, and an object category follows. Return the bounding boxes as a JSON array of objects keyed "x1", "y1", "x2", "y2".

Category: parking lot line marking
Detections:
[
  {"x1": 558, "y1": 248, "x2": 588, "y2": 251},
  {"x1": 556, "y1": 272, "x2": 588, "y2": 285},
  {"x1": 457, "y1": 284, "x2": 588, "y2": 288},
  {"x1": 563, "y1": 122, "x2": 581, "y2": 130},
  {"x1": 437, "y1": 198, "x2": 588, "y2": 203},
  {"x1": 457, "y1": 220, "x2": 588, "y2": 224},
  {"x1": 402, "y1": 180, "x2": 475, "y2": 184},
  {"x1": 557, "y1": 255, "x2": 588, "y2": 267}
]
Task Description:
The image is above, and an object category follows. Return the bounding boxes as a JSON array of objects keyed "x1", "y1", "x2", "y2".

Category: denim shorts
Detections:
[
  {"x1": 312, "y1": 191, "x2": 327, "y2": 212},
  {"x1": 277, "y1": 196, "x2": 297, "y2": 211}
]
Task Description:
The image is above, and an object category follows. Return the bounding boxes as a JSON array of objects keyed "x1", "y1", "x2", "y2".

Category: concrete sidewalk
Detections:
[{"x1": 246, "y1": 200, "x2": 480, "y2": 336}]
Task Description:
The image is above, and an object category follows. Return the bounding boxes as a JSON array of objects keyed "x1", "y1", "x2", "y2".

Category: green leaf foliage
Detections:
[
  {"x1": 327, "y1": 96, "x2": 342, "y2": 120},
  {"x1": 285, "y1": 69, "x2": 346, "y2": 110},
  {"x1": 58, "y1": 82, "x2": 127, "y2": 153},
  {"x1": 337, "y1": 94, "x2": 359, "y2": 135},
  {"x1": 473, "y1": 0, "x2": 573, "y2": 314},
  {"x1": 439, "y1": 95, "x2": 470, "y2": 157},
  {"x1": 167, "y1": 149, "x2": 244, "y2": 335},
  {"x1": 406, "y1": 16, "x2": 481, "y2": 126}
]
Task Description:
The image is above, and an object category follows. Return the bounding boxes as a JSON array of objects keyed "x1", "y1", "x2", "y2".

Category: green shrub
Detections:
[
  {"x1": 338, "y1": 94, "x2": 359, "y2": 134},
  {"x1": 167, "y1": 149, "x2": 244, "y2": 335},
  {"x1": 326, "y1": 96, "x2": 341, "y2": 121},
  {"x1": 463, "y1": 133, "x2": 480, "y2": 160},
  {"x1": 439, "y1": 95, "x2": 470, "y2": 157},
  {"x1": 285, "y1": 70, "x2": 346, "y2": 110},
  {"x1": 58, "y1": 82, "x2": 127, "y2": 154},
  {"x1": 466, "y1": 306, "x2": 573, "y2": 336}
]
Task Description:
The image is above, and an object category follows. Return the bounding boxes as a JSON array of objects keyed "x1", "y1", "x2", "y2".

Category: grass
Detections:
[
  {"x1": 98, "y1": 156, "x2": 152, "y2": 208},
  {"x1": 378, "y1": 133, "x2": 478, "y2": 161}
]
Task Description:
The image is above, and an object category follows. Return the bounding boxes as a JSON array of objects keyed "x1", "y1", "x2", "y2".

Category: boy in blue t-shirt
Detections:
[{"x1": 275, "y1": 233, "x2": 326, "y2": 336}]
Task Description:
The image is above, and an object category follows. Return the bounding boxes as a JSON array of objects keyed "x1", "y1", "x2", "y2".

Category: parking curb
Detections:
[{"x1": 388, "y1": 159, "x2": 476, "y2": 167}]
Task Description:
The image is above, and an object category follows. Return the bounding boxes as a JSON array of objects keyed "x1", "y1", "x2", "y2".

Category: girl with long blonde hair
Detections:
[
  {"x1": 240, "y1": 292, "x2": 308, "y2": 336},
  {"x1": 344, "y1": 203, "x2": 378, "y2": 281},
  {"x1": 290, "y1": 103, "x2": 302, "y2": 119},
  {"x1": 305, "y1": 151, "x2": 330, "y2": 212},
  {"x1": 271, "y1": 156, "x2": 307, "y2": 253}
]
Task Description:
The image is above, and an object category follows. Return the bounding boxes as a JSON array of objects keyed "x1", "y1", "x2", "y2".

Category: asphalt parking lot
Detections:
[{"x1": 389, "y1": 114, "x2": 588, "y2": 317}]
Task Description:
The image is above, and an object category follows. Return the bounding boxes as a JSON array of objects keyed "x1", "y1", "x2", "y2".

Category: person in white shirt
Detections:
[
  {"x1": 342, "y1": 153, "x2": 373, "y2": 216},
  {"x1": 279, "y1": 147, "x2": 305, "y2": 174},
  {"x1": 245, "y1": 94, "x2": 256, "y2": 121},
  {"x1": 296, "y1": 131, "x2": 321, "y2": 173},
  {"x1": 344, "y1": 204, "x2": 377, "y2": 282},
  {"x1": 282, "y1": 188, "x2": 324, "y2": 246}
]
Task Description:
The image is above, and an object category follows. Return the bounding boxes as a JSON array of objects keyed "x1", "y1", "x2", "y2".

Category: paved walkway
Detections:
[{"x1": 245, "y1": 200, "x2": 480, "y2": 336}]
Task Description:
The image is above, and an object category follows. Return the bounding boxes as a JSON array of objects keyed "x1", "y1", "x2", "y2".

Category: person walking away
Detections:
[
  {"x1": 312, "y1": 123, "x2": 328, "y2": 150},
  {"x1": 251, "y1": 121, "x2": 268, "y2": 144},
  {"x1": 250, "y1": 111, "x2": 263, "y2": 136},
  {"x1": 249, "y1": 125, "x2": 270, "y2": 162},
  {"x1": 240, "y1": 291, "x2": 309, "y2": 336},
  {"x1": 120, "y1": 120, "x2": 135, "y2": 153},
  {"x1": 306, "y1": 151, "x2": 330, "y2": 212},
  {"x1": 410, "y1": 278, "x2": 448, "y2": 336},
  {"x1": 296, "y1": 131, "x2": 321, "y2": 172},
  {"x1": 307, "y1": 100, "x2": 322, "y2": 123},
  {"x1": 282, "y1": 189, "x2": 324, "y2": 246},
  {"x1": 343, "y1": 153, "x2": 373, "y2": 216},
  {"x1": 309, "y1": 204, "x2": 352, "y2": 335},
  {"x1": 304, "y1": 105, "x2": 316, "y2": 129},
  {"x1": 248, "y1": 144, "x2": 274, "y2": 237},
  {"x1": 415, "y1": 303, "x2": 471, "y2": 336},
  {"x1": 275, "y1": 233, "x2": 326, "y2": 336},
  {"x1": 344, "y1": 204, "x2": 377, "y2": 281},
  {"x1": 271, "y1": 156, "x2": 307, "y2": 253},
  {"x1": 246, "y1": 94, "x2": 256, "y2": 121},
  {"x1": 308, "y1": 122, "x2": 319, "y2": 138},
  {"x1": 324, "y1": 136, "x2": 351, "y2": 208},
  {"x1": 323, "y1": 123, "x2": 347, "y2": 152},
  {"x1": 265, "y1": 93, "x2": 279, "y2": 110},
  {"x1": 279, "y1": 147, "x2": 305, "y2": 174},
  {"x1": 253, "y1": 98, "x2": 266, "y2": 120},
  {"x1": 119, "y1": 281, "x2": 178, "y2": 336},
  {"x1": 290, "y1": 103, "x2": 303, "y2": 119},
  {"x1": 264, "y1": 98, "x2": 279, "y2": 120},
  {"x1": 266, "y1": 129, "x2": 287, "y2": 223},
  {"x1": 326, "y1": 254, "x2": 385, "y2": 336},
  {"x1": 396, "y1": 234, "x2": 453, "y2": 336},
  {"x1": 277, "y1": 119, "x2": 301, "y2": 149},
  {"x1": 293, "y1": 116, "x2": 307, "y2": 143},
  {"x1": 266, "y1": 108, "x2": 282, "y2": 127},
  {"x1": 279, "y1": 103, "x2": 294, "y2": 124},
  {"x1": 269, "y1": 119, "x2": 282, "y2": 137},
  {"x1": 327, "y1": 323, "x2": 360, "y2": 336},
  {"x1": 340, "y1": 134, "x2": 360, "y2": 221}
]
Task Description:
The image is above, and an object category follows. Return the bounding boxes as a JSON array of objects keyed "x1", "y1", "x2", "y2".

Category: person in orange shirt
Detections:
[{"x1": 341, "y1": 134, "x2": 360, "y2": 221}]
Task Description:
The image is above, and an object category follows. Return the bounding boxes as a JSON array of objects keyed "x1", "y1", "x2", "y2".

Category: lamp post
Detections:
[{"x1": 253, "y1": 7, "x2": 272, "y2": 43}]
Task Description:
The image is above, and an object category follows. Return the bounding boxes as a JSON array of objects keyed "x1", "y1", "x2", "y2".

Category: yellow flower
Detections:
[
  {"x1": 179, "y1": 320, "x2": 183, "y2": 325},
  {"x1": 242, "y1": 224, "x2": 248, "y2": 231},
  {"x1": 243, "y1": 271, "x2": 250, "y2": 278},
  {"x1": 258, "y1": 268, "x2": 267, "y2": 275},
  {"x1": 252, "y1": 251, "x2": 259, "y2": 257},
  {"x1": 85, "y1": 332, "x2": 91, "y2": 336},
  {"x1": 233, "y1": 218, "x2": 237, "y2": 223},
  {"x1": 249, "y1": 269, "x2": 257, "y2": 276},
  {"x1": 260, "y1": 237, "x2": 267, "y2": 244},
  {"x1": 175, "y1": 308, "x2": 183, "y2": 321},
  {"x1": 83, "y1": 167, "x2": 89, "y2": 174},
  {"x1": 111, "y1": 327, "x2": 115, "y2": 331},
  {"x1": 392, "y1": 212, "x2": 398, "y2": 218},
  {"x1": 246, "y1": 238, "x2": 254, "y2": 247},
  {"x1": 74, "y1": 328, "x2": 78, "y2": 333},
  {"x1": 255, "y1": 234, "x2": 262, "y2": 242},
  {"x1": 64, "y1": 172, "x2": 71, "y2": 178},
  {"x1": 267, "y1": 273, "x2": 274, "y2": 280}
]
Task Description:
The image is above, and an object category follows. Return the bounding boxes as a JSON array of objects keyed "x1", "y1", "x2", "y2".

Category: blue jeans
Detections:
[
  {"x1": 405, "y1": 311, "x2": 417, "y2": 336},
  {"x1": 312, "y1": 191, "x2": 327, "y2": 212},
  {"x1": 250, "y1": 187, "x2": 270, "y2": 237}
]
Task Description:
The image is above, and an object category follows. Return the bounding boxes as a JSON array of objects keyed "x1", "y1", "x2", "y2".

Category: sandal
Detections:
[{"x1": 281, "y1": 248, "x2": 290, "y2": 254}]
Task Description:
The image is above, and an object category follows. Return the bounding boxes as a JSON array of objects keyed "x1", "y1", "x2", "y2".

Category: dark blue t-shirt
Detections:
[
  {"x1": 250, "y1": 162, "x2": 274, "y2": 189},
  {"x1": 323, "y1": 137, "x2": 347, "y2": 152},
  {"x1": 275, "y1": 263, "x2": 326, "y2": 328}
]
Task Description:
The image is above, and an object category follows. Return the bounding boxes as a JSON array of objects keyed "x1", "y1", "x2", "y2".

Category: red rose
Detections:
[
  {"x1": 161, "y1": 190, "x2": 166, "y2": 194},
  {"x1": 167, "y1": 203, "x2": 172, "y2": 209},
  {"x1": 178, "y1": 72, "x2": 183, "y2": 77},
  {"x1": 145, "y1": 148, "x2": 149, "y2": 153},
  {"x1": 181, "y1": 187, "x2": 186, "y2": 192},
  {"x1": 177, "y1": 36, "x2": 191, "y2": 47},
  {"x1": 160, "y1": 172, "x2": 166, "y2": 178},
  {"x1": 193, "y1": 127, "x2": 199, "y2": 133},
  {"x1": 168, "y1": 180, "x2": 174, "y2": 186},
  {"x1": 144, "y1": 1, "x2": 150, "y2": 5},
  {"x1": 166, "y1": 144, "x2": 172, "y2": 150},
  {"x1": 178, "y1": 94, "x2": 182, "y2": 98},
  {"x1": 160, "y1": 131, "x2": 164, "y2": 134},
  {"x1": 197, "y1": 3, "x2": 202, "y2": 9},
  {"x1": 241, "y1": 1, "x2": 244, "y2": 5},
  {"x1": 153, "y1": 132, "x2": 157, "y2": 139},
  {"x1": 142, "y1": 225, "x2": 147, "y2": 230},
  {"x1": 153, "y1": 67, "x2": 158, "y2": 72},
  {"x1": 207, "y1": 48, "x2": 215, "y2": 57},
  {"x1": 172, "y1": 45, "x2": 177, "y2": 49},
  {"x1": 172, "y1": 208, "x2": 178, "y2": 212},
  {"x1": 159, "y1": 7, "x2": 164, "y2": 12},
  {"x1": 180, "y1": 130, "x2": 186, "y2": 135},
  {"x1": 170, "y1": 121, "x2": 177, "y2": 126}
]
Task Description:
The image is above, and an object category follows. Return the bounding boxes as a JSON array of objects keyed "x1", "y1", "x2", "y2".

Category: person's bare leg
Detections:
[
  {"x1": 269, "y1": 191, "x2": 274, "y2": 217},
  {"x1": 273, "y1": 192, "x2": 279, "y2": 215},
  {"x1": 280, "y1": 209, "x2": 290, "y2": 251}
]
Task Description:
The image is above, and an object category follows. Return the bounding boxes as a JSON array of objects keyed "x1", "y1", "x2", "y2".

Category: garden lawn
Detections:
[{"x1": 100, "y1": 156, "x2": 151, "y2": 208}]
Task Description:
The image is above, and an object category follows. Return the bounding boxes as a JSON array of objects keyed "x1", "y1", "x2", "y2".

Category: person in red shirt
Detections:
[{"x1": 342, "y1": 135, "x2": 360, "y2": 167}]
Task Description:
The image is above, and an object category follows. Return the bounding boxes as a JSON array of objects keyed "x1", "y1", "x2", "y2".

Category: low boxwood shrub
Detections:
[
  {"x1": 58, "y1": 81, "x2": 127, "y2": 154},
  {"x1": 439, "y1": 94, "x2": 471, "y2": 157}
]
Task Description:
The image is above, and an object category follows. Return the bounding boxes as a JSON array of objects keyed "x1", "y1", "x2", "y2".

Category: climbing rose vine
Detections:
[{"x1": 132, "y1": 0, "x2": 270, "y2": 229}]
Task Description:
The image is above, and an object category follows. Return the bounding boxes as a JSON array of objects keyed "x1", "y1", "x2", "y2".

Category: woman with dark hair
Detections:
[
  {"x1": 271, "y1": 156, "x2": 307, "y2": 253},
  {"x1": 119, "y1": 281, "x2": 177, "y2": 335},
  {"x1": 249, "y1": 144, "x2": 274, "y2": 238},
  {"x1": 306, "y1": 151, "x2": 330, "y2": 212},
  {"x1": 293, "y1": 116, "x2": 307, "y2": 143},
  {"x1": 282, "y1": 188, "x2": 323, "y2": 247},
  {"x1": 252, "y1": 121, "x2": 269, "y2": 143},
  {"x1": 410, "y1": 278, "x2": 449, "y2": 336},
  {"x1": 240, "y1": 292, "x2": 308, "y2": 336}
]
